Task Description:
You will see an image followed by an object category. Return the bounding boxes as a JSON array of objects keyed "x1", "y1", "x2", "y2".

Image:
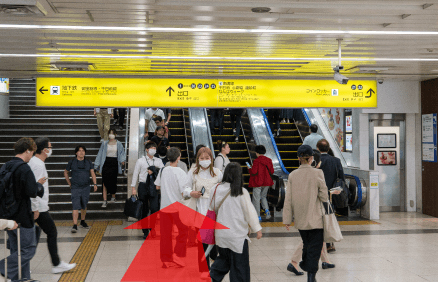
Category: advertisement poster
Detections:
[
  {"x1": 320, "y1": 108, "x2": 344, "y2": 151},
  {"x1": 345, "y1": 115, "x2": 352, "y2": 132},
  {"x1": 422, "y1": 113, "x2": 437, "y2": 162},
  {"x1": 345, "y1": 134, "x2": 353, "y2": 152},
  {"x1": 0, "y1": 78, "x2": 9, "y2": 94}
]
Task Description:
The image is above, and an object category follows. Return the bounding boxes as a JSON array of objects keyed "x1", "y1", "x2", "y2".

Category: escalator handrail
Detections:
[
  {"x1": 301, "y1": 109, "x2": 311, "y2": 126},
  {"x1": 240, "y1": 110, "x2": 253, "y2": 164},
  {"x1": 260, "y1": 108, "x2": 289, "y2": 175},
  {"x1": 203, "y1": 108, "x2": 215, "y2": 159},
  {"x1": 182, "y1": 108, "x2": 191, "y2": 168},
  {"x1": 345, "y1": 173, "x2": 362, "y2": 209}
]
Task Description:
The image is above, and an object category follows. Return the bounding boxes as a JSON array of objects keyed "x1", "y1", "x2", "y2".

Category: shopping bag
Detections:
[
  {"x1": 321, "y1": 201, "x2": 343, "y2": 243},
  {"x1": 124, "y1": 196, "x2": 143, "y2": 219}
]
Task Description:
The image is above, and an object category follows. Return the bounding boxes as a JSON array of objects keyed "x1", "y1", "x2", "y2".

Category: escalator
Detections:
[{"x1": 168, "y1": 108, "x2": 189, "y2": 165}]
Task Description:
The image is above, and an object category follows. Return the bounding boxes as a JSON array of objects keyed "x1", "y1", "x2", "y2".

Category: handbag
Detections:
[
  {"x1": 200, "y1": 184, "x2": 230, "y2": 245},
  {"x1": 124, "y1": 196, "x2": 143, "y2": 219},
  {"x1": 321, "y1": 200, "x2": 343, "y2": 243}
]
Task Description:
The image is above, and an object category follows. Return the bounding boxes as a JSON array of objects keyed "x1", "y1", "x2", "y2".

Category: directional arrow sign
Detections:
[
  {"x1": 366, "y1": 88, "x2": 375, "y2": 98},
  {"x1": 166, "y1": 86, "x2": 174, "y2": 97},
  {"x1": 39, "y1": 86, "x2": 48, "y2": 94}
]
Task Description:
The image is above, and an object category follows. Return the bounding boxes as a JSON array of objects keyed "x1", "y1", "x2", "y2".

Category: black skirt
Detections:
[{"x1": 102, "y1": 157, "x2": 118, "y2": 195}]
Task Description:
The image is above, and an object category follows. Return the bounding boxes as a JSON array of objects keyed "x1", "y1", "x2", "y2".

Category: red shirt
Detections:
[{"x1": 248, "y1": 155, "x2": 274, "y2": 188}]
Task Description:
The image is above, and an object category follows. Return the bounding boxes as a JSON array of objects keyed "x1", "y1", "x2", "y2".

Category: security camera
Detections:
[
  {"x1": 334, "y1": 71, "x2": 349, "y2": 84},
  {"x1": 377, "y1": 79, "x2": 384, "y2": 84}
]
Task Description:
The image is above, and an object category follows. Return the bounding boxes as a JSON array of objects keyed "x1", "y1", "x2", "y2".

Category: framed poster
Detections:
[
  {"x1": 0, "y1": 78, "x2": 9, "y2": 93},
  {"x1": 377, "y1": 133, "x2": 396, "y2": 148},
  {"x1": 345, "y1": 133, "x2": 353, "y2": 152},
  {"x1": 377, "y1": 151, "x2": 397, "y2": 165}
]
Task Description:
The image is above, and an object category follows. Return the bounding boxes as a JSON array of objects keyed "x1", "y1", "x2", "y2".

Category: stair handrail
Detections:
[
  {"x1": 260, "y1": 109, "x2": 289, "y2": 175},
  {"x1": 182, "y1": 108, "x2": 191, "y2": 168}
]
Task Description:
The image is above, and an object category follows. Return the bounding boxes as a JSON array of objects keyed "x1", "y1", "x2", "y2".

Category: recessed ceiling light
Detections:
[{"x1": 251, "y1": 7, "x2": 271, "y2": 13}]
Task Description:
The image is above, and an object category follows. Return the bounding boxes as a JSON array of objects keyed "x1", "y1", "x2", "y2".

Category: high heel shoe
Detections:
[
  {"x1": 287, "y1": 263, "x2": 304, "y2": 276},
  {"x1": 322, "y1": 262, "x2": 335, "y2": 269}
]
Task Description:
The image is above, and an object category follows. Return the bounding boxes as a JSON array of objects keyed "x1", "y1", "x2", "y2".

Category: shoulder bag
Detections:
[
  {"x1": 200, "y1": 184, "x2": 230, "y2": 245},
  {"x1": 321, "y1": 200, "x2": 343, "y2": 243}
]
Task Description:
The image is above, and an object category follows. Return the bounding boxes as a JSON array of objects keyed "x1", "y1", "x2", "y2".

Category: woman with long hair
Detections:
[
  {"x1": 183, "y1": 146, "x2": 223, "y2": 268},
  {"x1": 209, "y1": 162, "x2": 262, "y2": 282}
]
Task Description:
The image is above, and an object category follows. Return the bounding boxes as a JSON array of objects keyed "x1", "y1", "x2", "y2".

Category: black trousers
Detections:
[
  {"x1": 298, "y1": 229, "x2": 324, "y2": 274},
  {"x1": 209, "y1": 109, "x2": 224, "y2": 134},
  {"x1": 35, "y1": 211, "x2": 60, "y2": 266},
  {"x1": 229, "y1": 109, "x2": 243, "y2": 138},
  {"x1": 138, "y1": 182, "x2": 159, "y2": 235},
  {"x1": 267, "y1": 109, "x2": 281, "y2": 131},
  {"x1": 210, "y1": 240, "x2": 250, "y2": 282},
  {"x1": 160, "y1": 212, "x2": 188, "y2": 262}
]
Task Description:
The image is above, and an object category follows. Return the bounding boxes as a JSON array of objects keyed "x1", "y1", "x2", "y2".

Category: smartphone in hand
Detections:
[
  {"x1": 201, "y1": 187, "x2": 205, "y2": 196},
  {"x1": 246, "y1": 162, "x2": 252, "y2": 168}
]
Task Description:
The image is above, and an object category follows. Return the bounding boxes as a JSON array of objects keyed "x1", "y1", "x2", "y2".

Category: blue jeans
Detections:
[{"x1": 0, "y1": 226, "x2": 37, "y2": 282}]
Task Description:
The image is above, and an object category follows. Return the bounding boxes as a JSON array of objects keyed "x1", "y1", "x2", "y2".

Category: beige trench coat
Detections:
[{"x1": 282, "y1": 164, "x2": 329, "y2": 230}]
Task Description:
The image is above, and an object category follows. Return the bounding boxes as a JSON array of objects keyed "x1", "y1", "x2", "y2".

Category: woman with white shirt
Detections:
[
  {"x1": 209, "y1": 162, "x2": 262, "y2": 282},
  {"x1": 183, "y1": 146, "x2": 223, "y2": 268},
  {"x1": 94, "y1": 128, "x2": 126, "y2": 208},
  {"x1": 214, "y1": 140, "x2": 230, "y2": 173}
]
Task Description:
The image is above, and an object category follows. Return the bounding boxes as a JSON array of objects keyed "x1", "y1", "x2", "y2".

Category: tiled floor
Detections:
[{"x1": 3, "y1": 212, "x2": 438, "y2": 282}]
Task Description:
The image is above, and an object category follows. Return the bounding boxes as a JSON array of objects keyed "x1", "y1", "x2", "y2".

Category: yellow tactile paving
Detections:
[
  {"x1": 54, "y1": 220, "x2": 123, "y2": 227},
  {"x1": 261, "y1": 220, "x2": 379, "y2": 228},
  {"x1": 58, "y1": 221, "x2": 110, "y2": 282}
]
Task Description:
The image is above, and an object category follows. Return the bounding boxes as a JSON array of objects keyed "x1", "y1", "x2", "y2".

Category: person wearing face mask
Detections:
[
  {"x1": 214, "y1": 140, "x2": 230, "y2": 174},
  {"x1": 94, "y1": 128, "x2": 126, "y2": 208},
  {"x1": 131, "y1": 142, "x2": 165, "y2": 239},
  {"x1": 0, "y1": 138, "x2": 46, "y2": 282},
  {"x1": 29, "y1": 138, "x2": 77, "y2": 274},
  {"x1": 183, "y1": 147, "x2": 223, "y2": 271}
]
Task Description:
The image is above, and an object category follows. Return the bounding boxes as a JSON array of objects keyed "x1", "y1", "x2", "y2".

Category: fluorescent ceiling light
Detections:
[
  {"x1": 3, "y1": 24, "x2": 438, "y2": 36},
  {"x1": 1, "y1": 53, "x2": 438, "y2": 62}
]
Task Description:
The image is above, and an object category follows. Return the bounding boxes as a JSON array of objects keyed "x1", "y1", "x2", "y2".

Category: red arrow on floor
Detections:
[{"x1": 122, "y1": 201, "x2": 229, "y2": 282}]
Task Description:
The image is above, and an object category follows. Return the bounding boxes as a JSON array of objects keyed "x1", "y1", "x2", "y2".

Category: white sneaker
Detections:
[
  {"x1": 110, "y1": 197, "x2": 116, "y2": 203},
  {"x1": 101, "y1": 201, "x2": 107, "y2": 208},
  {"x1": 100, "y1": 139, "x2": 104, "y2": 142},
  {"x1": 52, "y1": 261, "x2": 77, "y2": 274}
]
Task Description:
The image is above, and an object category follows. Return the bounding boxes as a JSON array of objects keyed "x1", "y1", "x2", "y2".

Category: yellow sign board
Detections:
[{"x1": 36, "y1": 78, "x2": 377, "y2": 108}]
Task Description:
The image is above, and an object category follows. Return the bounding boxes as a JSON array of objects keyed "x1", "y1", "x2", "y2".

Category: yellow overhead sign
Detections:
[{"x1": 36, "y1": 78, "x2": 377, "y2": 108}]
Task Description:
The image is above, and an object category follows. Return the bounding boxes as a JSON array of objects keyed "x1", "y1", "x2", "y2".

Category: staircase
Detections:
[
  {"x1": 208, "y1": 109, "x2": 252, "y2": 188},
  {"x1": 0, "y1": 78, "x2": 128, "y2": 220}
]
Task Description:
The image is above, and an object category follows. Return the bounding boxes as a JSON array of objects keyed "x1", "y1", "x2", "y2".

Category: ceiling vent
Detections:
[
  {"x1": 0, "y1": 0, "x2": 47, "y2": 16},
  {"x1": 251, "y1": 7, "x2": 271, "y2": 13},
  {"x1": 350, "y1": 66, "x2": 391, "y2": 73},
  {"x1": 51, "y1": 62, "x2": 96, "y2": 71}
]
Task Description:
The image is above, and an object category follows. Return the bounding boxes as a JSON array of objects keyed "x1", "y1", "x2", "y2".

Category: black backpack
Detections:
[{"x1": 0, "y1": 160, "x2": 26, "y2": 219}]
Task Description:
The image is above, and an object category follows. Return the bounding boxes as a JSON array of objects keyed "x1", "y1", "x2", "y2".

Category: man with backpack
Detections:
[
  {"x1": 29, "y1": 137, "x2": 77, "y2": 274},
  {"x1": 0, "y1": 138, "x2": 45, "y2": 282}
]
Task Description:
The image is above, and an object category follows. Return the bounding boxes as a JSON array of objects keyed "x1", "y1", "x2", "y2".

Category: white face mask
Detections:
[
  {"x1": 45, "y1": 148, "x2": 52, "y2": 158},
  {"x1": 148, "y1": 149, "x2": 156, "y2": 156},
  {"x1": 199, "y1": 160, "x2": 211, "y2": 168},
  {"x1": 109, "y1": 134, "x2": 115, "y2": 140}
]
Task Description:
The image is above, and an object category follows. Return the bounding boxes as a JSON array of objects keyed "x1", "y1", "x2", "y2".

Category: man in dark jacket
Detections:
[
  {"x1": 248, "y1": 145, "x2": 274, "y2": 221},
  {"x1": 317, "y1": 139, "x2": 345, "y2": 253},
  {"x1": 0, "y1": 138, "x2": 45, "y2": 282}
]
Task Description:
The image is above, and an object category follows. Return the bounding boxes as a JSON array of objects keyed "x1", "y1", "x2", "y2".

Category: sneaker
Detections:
[
  {"x1": 71, "y1": 225, "x2": 77, "y2": 233},
  {"x1": 234, "y1": 137, "x2": 239, "y2": 142},
  {"x1": 276, "y1": 129, "x2": 281, "y2": 137},
  {"x1": 233, "y1": 128, "x2": 236, "y2": 133},
  {"x1": 80, "y1": 221, "x2": 90, "y2": 229},
  {"x1": 100, "y1": 139, "x2": 104, "y2": 142},
  {"x1": 265, "y1": 209, "x2": 271, "y2": 220},
  {"x1": 110, "y1": 197, "x2": 116, "y2": 203},
  {"x1": 101, "y1": 201, "x2": 108, "y2": 208},
  {"x1": 52, "y1": 261, "x2": 77, "y2": 274}
]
